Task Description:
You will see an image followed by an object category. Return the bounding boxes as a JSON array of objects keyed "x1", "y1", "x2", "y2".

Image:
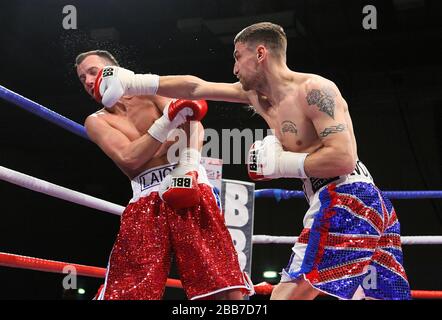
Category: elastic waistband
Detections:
[
  {"x1": 129, "y1": 162, "x2": 211, "y2": 203},
  {"x1": 302, "y1": 160, "x2": 374, "y2": 202}
]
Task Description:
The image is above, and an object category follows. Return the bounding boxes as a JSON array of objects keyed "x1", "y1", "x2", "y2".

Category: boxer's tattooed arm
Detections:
[
  {"x1": 281, "y1": 120, "x2": 298, "y2": 135},
  {"x1": 319, "y1": 124, "x2": 346, "y2": 137},
  {"x1": 306, "y1": 86, "x2": 337, "y2": 119}
]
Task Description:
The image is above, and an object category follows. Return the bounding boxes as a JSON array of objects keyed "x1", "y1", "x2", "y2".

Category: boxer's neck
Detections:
[
  {"x1": 110, "y1": 98, "x2": 130, "y2": 115},
  {"x1": 257, "y1": 63, "x2": 297, "y2": 105}
]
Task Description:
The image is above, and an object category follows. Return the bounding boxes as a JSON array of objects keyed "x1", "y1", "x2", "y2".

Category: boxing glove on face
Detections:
[{"x1": 94, "y1": 66, "x2": 159, "y2": 108}]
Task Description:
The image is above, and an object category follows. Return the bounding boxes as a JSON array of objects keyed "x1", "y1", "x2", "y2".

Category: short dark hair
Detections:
[
  {"x1": 74, "y1": 50, "x2": 119, "y2": 67},
  {"x1": 234, "y1": 22, "x2": 287, "y2": 58}
]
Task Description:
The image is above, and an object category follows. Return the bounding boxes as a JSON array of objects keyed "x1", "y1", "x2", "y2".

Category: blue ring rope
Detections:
[
  {"x1": 254, "y1": 189, "x2": 442, "y2": 200},
  {"x1": 0, "y1": 85, "x2": 89, "y2": 140}
]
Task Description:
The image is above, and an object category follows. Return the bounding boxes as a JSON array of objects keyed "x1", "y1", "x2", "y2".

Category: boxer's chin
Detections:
[
  {"x1": 86, "y1": 87, "x2": 94, "y2": 98},
  {"x1": 240, "y1": 80, "x2": 251, "y2": 91}
]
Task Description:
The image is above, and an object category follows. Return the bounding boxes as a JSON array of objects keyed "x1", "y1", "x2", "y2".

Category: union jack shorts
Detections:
[{"x1": 281, "y1": 181, "x2": 411, "y2": 300}]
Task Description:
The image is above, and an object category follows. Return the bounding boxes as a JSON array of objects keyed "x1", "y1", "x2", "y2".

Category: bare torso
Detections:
[
  {"x1": 248, "y1": 72, "x2": 358, "y2": 159},
  {"x1": 91, "y1": 95, "x2": 174, "y2": 178}
]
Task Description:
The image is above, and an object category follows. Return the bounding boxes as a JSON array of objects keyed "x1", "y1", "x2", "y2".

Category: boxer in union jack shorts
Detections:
[{"x1": 279, "y1": 161, "x2": 411, "y2": 300}]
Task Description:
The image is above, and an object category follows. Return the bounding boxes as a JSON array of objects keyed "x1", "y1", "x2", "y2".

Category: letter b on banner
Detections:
[
  {"x1": 221, "y1": 179, "x2": 255, "y2": 277},
  {"x1": 228, "y1": 229, "x2": 248, "y2": 270},
  {"x1": 224, "y1": 183, "x2": 249, "y2": 227}
]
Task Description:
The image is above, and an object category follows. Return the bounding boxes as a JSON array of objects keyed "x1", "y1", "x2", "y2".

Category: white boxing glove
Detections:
[
  {"x1": 248, "y1": 135, "x2": 309, "y2": 180},
  {"x1": 93, "y1": 66, "x2": 160, "y2": 108}
]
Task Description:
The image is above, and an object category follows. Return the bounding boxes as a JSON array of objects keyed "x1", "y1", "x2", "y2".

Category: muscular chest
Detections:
[
  {"x1": 252, "y1": 95, "x2": 321, "y2": 153},
  {"x1": 105, "y1": 98, "x2": 161, "y2": 141}
]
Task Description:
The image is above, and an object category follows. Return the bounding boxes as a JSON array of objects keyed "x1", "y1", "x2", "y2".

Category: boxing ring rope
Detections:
[
  {"x1": 0, "y1": 165, "x2": 124, "y2": 216},
  {"x1": 0, "y1": 252, "x2": 442, "y2": 299},
  {"x1": 255, "y1": 189, "x2": 442, "y2": 200},
  {"x1": 2, "y1": 164, "x2": 441, "y2": 245},
  {"x1": 0, "y1": 85, "x2": 89, "y2": 140},
  {"x1": 0, "y1": 252, "x2": 440, "y2": 299},
  {"x1": 0, "y1": 252, "x2": 182, "y2": 288},
  {"x1": 2, "y1": 85, "x2": 442, "y2": 299},
  {"x1": 252, "y1": 235, "x2": 442, "y2": 245}
]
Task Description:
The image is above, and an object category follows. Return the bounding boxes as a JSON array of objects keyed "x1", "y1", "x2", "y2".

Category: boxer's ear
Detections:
[{"x1": 256, "y1": 45, "x2": 266, "y2": 62}]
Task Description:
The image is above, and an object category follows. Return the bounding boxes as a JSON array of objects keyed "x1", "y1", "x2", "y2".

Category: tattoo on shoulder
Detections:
[
  {"x1": 281, "y1": 120, "x2": 298, "y2": 135},
  {"x1": 319, "y1": 123, "x2": 346, "y2": 137},
  {"x1": 306, "y1": 86, "x2": 337, "y2": 119}
]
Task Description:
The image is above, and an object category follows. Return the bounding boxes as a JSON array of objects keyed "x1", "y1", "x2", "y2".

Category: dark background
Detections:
[{"x1": 0, "y1": 0, "x2": 441, "y2": 300}]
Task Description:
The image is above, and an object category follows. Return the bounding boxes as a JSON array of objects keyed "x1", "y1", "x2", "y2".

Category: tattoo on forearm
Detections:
[
  {"x1": 306, "y1": 86, "x2": 337, "y2": 119},
  {"x1": 281, "y1": 120, "x2": 298, "y2": 135},
  {"x1": 319, "y1": 124, "x2": 346, "y2": 137}
]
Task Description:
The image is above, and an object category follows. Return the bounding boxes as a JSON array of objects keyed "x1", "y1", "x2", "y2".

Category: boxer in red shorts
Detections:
[{"x1": 75, "y1": 50, "x2": 252, "y2": 299}]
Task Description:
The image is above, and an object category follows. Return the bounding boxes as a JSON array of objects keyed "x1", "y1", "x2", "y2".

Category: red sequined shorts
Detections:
[{"x1": 98, "y1": 184, "x2": 250, "y2": 300}]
